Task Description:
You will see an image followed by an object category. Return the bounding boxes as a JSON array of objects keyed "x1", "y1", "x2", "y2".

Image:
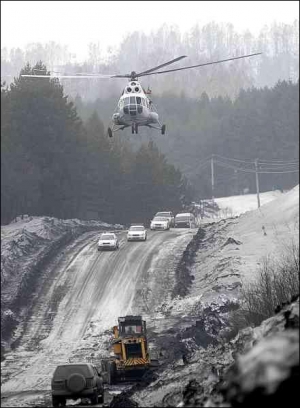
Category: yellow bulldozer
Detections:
[{"x1": 102, "y1": 315, "x2": 158, "y2": 384}]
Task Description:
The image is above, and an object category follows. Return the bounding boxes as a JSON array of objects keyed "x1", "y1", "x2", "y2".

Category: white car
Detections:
[
  {"x1": 150, "y1": 216, "x2": 170, "y2": 230},
  {"x1": 154, "y1": 211, "x2": 175, "y2": 227},
  {"x1": 98, "y1": 233, "x2": 119, "y2": 251},
  {"x1": 127, "y1": 225, "x2": 147, "y2": 241}
]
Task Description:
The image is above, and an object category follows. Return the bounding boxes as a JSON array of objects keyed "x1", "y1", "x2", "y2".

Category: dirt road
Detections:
[{"x1": 1, "y1": 228, "x2": 195, "y2": 406}]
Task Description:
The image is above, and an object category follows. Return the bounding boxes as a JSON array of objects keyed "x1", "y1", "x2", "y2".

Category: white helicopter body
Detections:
[{"x1": 111, "y1": 80, "x2": 161, "y2": 135}]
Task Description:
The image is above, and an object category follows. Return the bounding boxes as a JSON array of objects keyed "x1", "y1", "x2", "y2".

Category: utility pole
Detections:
[
  {"x1": 234, "y1": 169, "x2": 238, "y2": 195},
  {"x1": 211, "y1": 154, "x2": 215, "y2": 201},
  {"x1": 254, "y1": 158, "x2": 261, "y2": 208}
]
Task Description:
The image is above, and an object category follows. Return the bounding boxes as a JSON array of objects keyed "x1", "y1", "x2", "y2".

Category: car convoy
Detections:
[{"x1": 97, "y1": 211, "x2": 197, "y2": 251}]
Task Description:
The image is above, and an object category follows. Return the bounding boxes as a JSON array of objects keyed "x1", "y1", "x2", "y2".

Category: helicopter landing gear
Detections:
[
  {"x1": 135, "y1": 123, "x2": 138, "y2": 134},
  {"x1": 108, "y1": 127, "x2": 113, "y2": 138},
  {"x1": 131, "y1": 123, "x2": 135, "y2": 134},
  {"x1": 161, "y1": 124, "x2": 166, "y2": 135}
]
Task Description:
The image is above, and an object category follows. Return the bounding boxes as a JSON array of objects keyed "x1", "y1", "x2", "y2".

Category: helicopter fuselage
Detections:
[
  {"x1": 112, "y1": 93, "x2": 158, "y2": 126},
  {"x1": 109, "y1": 80, "x2": 163, "y2": 135}
]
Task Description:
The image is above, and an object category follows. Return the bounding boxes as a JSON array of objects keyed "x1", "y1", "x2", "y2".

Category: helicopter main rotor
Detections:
[
  {"x1": 113, "y1": 55, "x2": 188, "y2": 81},
  {"x1": 21, "y1": 53, "x2": 262, "y2": 80}
]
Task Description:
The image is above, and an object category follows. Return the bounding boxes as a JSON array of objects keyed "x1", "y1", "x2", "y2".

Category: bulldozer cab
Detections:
[{"x1": 117, "y1": 316, "x2": 146, "y2": 338}]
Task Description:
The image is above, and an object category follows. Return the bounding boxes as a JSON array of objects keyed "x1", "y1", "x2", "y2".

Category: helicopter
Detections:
[{"x1": 21, "y1": 52, "x2": 261, "y2": 137}]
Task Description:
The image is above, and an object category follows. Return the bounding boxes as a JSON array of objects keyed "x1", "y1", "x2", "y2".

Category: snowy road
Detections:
[{"x1": 1, "y1": 227, "x2": 195, "y2": 406}]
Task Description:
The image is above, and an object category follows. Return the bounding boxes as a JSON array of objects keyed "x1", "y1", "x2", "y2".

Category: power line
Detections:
[
  {"x1": 214, "y1": 153, "x2": 299, "y2": 166},
  {"x1": 201, "y1": 153, "x2": 298, "y2": 208},
  {"x1": 258, "y1": 159, "x2": 299, "y2": 164},
  {"x1": 258, "y1": 164, "x2": 299, "y2": 169},
  {"x1": 194, "y1": 155, "x2": 299, "y2": 175},
  {"x1": 196, "y1": 159, "x2": 211, "y2": 171},
  {"x1": 214, "y1": 159, "x2": 299, "y2": 174},
  {"x1": 256, "y1": 169, "x2": 299, "y2": 174},
  {"x1": 214, "y1": 160, "x2": 256, "y2": 173},
  {"x1": 258, "y1": 166, "x2": 299, "y2": 171},
  {"x1": 214, "y1": 153, "x2": 254, "y2": 164}
]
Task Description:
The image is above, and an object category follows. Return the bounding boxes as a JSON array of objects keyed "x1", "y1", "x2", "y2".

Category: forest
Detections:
[
  {"x1": 74, "y1": 79, "x2": 299, "y2": 198},
  {"x1": 1, "y1": 63, "x2": 193, "y2": 225},
  {"x1": 1, "y1": 21, "x2": 299, "y2": 100},
  {"x1": 1, "y1": 22, "x2": 299, "y2": 224},
  {"x1": 1, "y1": 62, "x2": 298, "y2": 225}
]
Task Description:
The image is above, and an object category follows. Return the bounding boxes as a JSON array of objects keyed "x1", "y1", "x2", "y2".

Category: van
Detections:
[{"x1": 174, "y1": 212, "x2": 196, "y2": 228}]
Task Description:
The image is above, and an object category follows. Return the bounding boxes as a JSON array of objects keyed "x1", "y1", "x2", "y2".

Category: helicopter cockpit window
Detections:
[{"x1": 122, "y1": 96, "x2": 144, "y2": 114}]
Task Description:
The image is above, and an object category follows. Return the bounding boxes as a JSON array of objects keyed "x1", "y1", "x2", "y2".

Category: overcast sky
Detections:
[{"x1": 1, "y1": 1, "x2": 299, "y2": 61}]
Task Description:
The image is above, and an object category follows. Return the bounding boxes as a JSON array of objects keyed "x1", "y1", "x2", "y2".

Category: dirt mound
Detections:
[
  {"x1": 109, "y1": 393, "x2": 139, "y2": 407},
  {"x1": 222, "y1": 237, "x2": 242, "y2": 247},
  {"x1": 172, "y1": 228, "x2": 205, "y2": 298}
]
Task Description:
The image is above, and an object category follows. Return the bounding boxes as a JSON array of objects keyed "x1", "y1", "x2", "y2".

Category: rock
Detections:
[
  {"x1": 109, "y1": 394, "x2": 139, "y2": 407},
  {"x1": 182, "y1": 379, "x2": 204, "y2": 405},
  {"x1": 223, "y1": 330, "x2": 299, "y2": 406}
]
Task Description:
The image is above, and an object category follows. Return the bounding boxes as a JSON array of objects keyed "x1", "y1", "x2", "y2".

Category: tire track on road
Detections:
[{"x1": 1, "y1": 229, "x2": 193, "y2": 399}]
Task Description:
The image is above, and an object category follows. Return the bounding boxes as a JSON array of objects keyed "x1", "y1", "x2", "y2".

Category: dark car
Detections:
[
  {"x1": 174, "y1": 212, "x2": 197, "y2": 228},
  {"x1": 51, "y1": 363, "x2": 104, "y2": 406}
]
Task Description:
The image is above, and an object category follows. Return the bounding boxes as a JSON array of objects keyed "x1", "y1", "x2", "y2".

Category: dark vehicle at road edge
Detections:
[
  {"x1": 174, "y1": 212, "x2": 196, "y2": 228},
  {"x1": 51, "y1": 363, "x2": 104, "y2": 406}
]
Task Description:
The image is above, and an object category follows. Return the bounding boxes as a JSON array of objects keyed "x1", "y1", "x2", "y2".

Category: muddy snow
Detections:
[{"x1": 1, "y1": 186, "x2": 299, "y2": 407}]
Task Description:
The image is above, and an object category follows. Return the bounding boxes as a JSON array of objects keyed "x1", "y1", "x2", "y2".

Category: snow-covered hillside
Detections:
[
  {"x1": 214, "y1": 189, "x2": 283, "y2": 216},
  {"x1": 129, "y1": 185, "x2": 299, "y2": 406},
  {"x1": 156, "y1": 186, "x2": 299, "y2": 320}
]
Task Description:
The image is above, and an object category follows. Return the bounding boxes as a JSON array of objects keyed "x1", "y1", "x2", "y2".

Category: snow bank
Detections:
[{"x1": 1, "y1": 216, "x2": 122, "y2": 285}]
